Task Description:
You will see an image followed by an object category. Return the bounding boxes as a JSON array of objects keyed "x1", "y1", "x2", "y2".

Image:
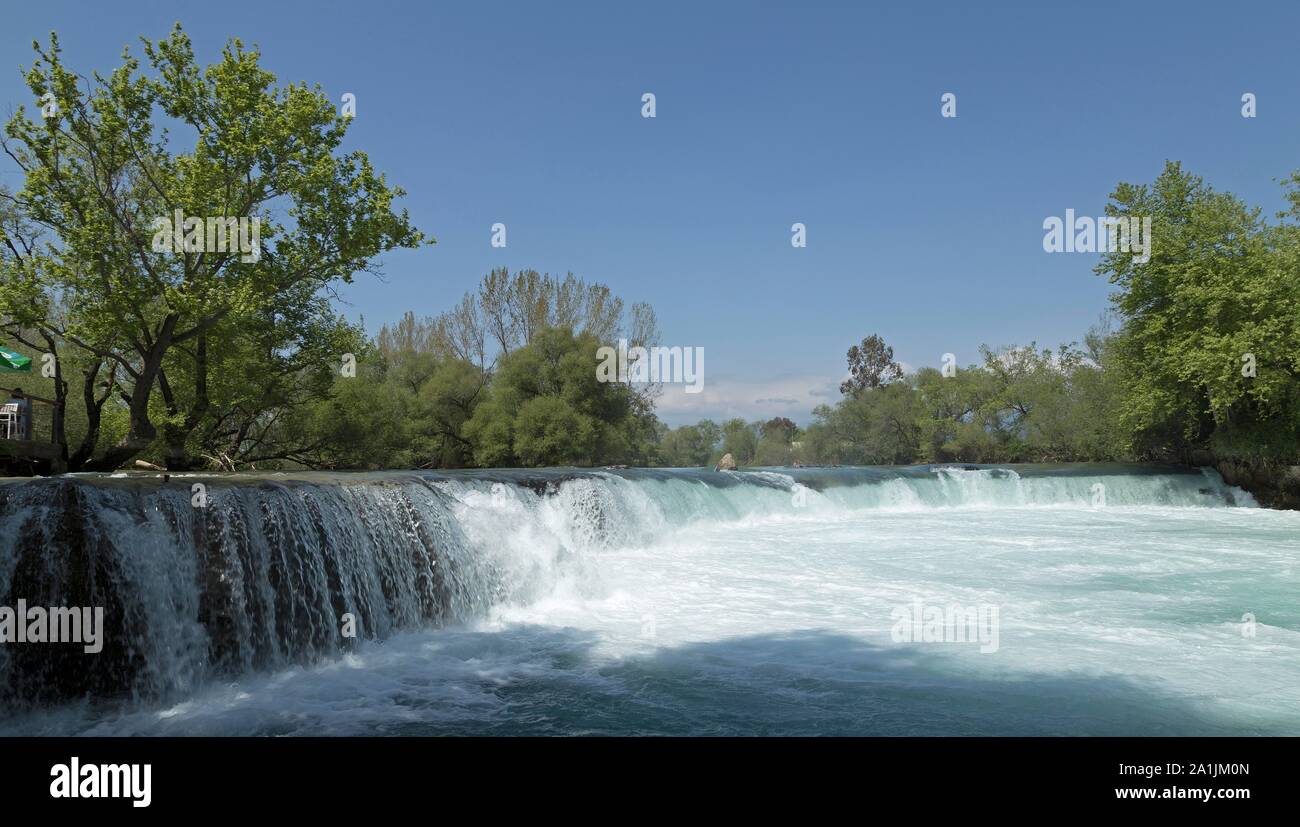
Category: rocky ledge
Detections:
[{"x1": 1214, "y1": 459, "x2": 1300, "y2": 510}]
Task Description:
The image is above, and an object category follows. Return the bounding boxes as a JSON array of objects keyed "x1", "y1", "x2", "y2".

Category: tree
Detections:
[
  {"x1": 803, "y1": 382, "x2": 921, "y2": 465},
  {"x1": 696, "y1": 419, "x2": 722, "y2": 456},
  {"x1": 752, "y1": 416, "x2": 798, "y2": 466},
  {"x1": 840, "y1": 334, "x2": 903, "y2": 397},
  {"x1": 759, "y1": 416, "x2": 797, "y2": 443},
  {"x1": 1095, "y1": 161, "x2": 1300, "y2": 461},
  {"x1": 658, "y1": 418, "x2": 722, "y2": 467},
  {"x1": 379, "y1": 269, "x2": 659, "y2": 370},
  {"x1": 1, "y1": 26, "x2": 424, "y2": 469},
  {"x1": 0, "y1": 185, "x2": 124, "y2": 472},
  {"x1": 172, "y1": 306, "x2": 370, "y2": 469},
  {"x1": 911, "y1": 366, "x2": 992, "y2": 462},
  {"x1": 461, "y1": 326, "x2": 656, "y2": 467},
  {"x1": 721, "y1": 418, "x2": 759, "y2": 465}
]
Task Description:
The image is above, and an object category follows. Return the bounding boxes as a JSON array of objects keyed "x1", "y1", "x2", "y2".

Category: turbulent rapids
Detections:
[{"x1": 2, "y1": 464, "x2": 1297, "y2": 736}]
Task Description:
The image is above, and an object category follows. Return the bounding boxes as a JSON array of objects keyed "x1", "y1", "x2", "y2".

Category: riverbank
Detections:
[{"x1": 1214, "y1": 458, "x2": 1300, "y2": 511}]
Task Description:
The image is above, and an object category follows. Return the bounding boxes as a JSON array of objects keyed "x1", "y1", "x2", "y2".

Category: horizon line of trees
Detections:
[
  {"x1": 711, "y1": 160, "x2": 1298, "y2": 470},
  {"x1": 317, "y1": 162, "x2": 1300, "y2": 474}
]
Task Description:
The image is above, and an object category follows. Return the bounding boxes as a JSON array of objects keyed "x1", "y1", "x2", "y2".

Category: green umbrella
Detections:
[{"x1": 0, "y1": 348, "x2": 32, "y2": 372}]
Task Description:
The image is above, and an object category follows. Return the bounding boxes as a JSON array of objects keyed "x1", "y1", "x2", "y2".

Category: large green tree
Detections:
[
  {"x1": 840, "y1": 334, "x2": 903, "y2": 398},
  {"x1": 1096, "y1": 161, "x2": 1300, "y2": 461},
  {"x1": 1, "y1": 26, "x2": 424, "y2": 469},
  {"x1": 462, "y1": 327, "x2": 657, "y2": 467}
]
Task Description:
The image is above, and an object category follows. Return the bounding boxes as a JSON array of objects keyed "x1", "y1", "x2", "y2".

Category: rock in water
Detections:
[{"x1": 715, "y1": 453, "x2": 737, "y2": 471}]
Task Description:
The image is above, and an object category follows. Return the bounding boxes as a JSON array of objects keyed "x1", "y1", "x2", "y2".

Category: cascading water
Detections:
[
  {"x1": 0, "y1": 473, "x2": 495, "y2": 704},
  {"x1": 3, "y1": 463, "x2": 1296, "y2": 736}
]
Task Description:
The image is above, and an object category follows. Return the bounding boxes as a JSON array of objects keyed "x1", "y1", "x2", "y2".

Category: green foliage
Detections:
[
  {"x1": 1, "y1": 25, "x2": 424, "y2": 469},
  {"x1": 1096, "y1": 161, "x2": 1300, "y2": 462},
  {"x1": 4, "y1": 31, "x2": 1292, "y2": 489},
  {"x1": 840, "y1": 334, "x2": 903, "y2": 397},
  {"x1": 720, "y1": 418, "x2": 759, "y2": 466},
  {"x1": 513, "y1": 396, "x2": 598, "y2": 466},
  {"x1": 658, "y1": 419, "x2": 721, "y2": 467},
  {"x1": 797, "y1": 162, "x2": 1300, "y2": 471},
  {"x1": 802, "y1": 381, "x2": 924, "y2": 465},
  {"x1": 461, "y1": 327, "x2": 657, "y2": 467},
  {"x1": 802, "y1": 338, "x2": 1125, "y2": 465},
  {"x1": 287, "y1": 358, "x2": 415, "y2": 469}
]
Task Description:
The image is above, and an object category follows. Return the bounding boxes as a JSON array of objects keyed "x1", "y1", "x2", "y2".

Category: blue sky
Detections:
[{"x1": 3, "y1": 1, "x2": 1298, "y2": 425}]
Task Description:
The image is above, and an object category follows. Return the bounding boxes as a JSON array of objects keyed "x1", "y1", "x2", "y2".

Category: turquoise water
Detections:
[{"x1": 3, "y1": 465, "x2": 1298, "y2": 735}]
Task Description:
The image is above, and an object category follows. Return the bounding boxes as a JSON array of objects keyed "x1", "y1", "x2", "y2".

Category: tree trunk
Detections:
[
  {"x1": 158, "y1": 334, "x2": 209, "y2": 471},
  {"x1": 81, "y1": 317, "x2": 177, "y2": 471},
  {"x1": 40, "y1": 333, "x2": 70, "y2": 474},
  {"x1": 67, "y1": 360, "x2": 114, "y2": 471}
]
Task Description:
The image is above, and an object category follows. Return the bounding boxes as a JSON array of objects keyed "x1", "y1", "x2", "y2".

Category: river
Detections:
[{"x1": 1, "y1": 464, "x2": 1295, "y2": 735}]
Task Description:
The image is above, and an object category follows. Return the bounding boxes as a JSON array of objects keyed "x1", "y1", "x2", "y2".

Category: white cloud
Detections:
[{"x1": 654, "y1": 373, "x2": 842, "y2": 426}]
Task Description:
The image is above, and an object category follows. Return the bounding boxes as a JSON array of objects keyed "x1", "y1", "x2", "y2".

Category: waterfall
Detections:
[{"x1": 0, "y1": 464, "x2": 1253, "y2": 707}]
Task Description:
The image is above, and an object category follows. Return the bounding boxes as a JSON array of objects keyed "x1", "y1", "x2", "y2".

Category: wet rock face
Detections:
[
  {"x1": 715, "y1": 453, "x2": 737, "y2": 471},
  {"x1": 0, "y1": 476, "x2": 481, "y2": 708},
  {"x1": 0, "y1": 480, "x2": 145, "y2": 705},
  {"x1": 1216, "y1": 459, "x2": 1300, "y2": 510}
]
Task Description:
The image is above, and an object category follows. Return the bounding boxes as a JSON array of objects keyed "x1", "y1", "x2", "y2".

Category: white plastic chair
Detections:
[{"x1": 0, "y1": 403, "x2": 17, "y2": 440}]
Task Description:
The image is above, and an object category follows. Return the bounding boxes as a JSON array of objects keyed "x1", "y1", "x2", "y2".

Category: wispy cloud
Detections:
[{"x1": 655, "y1": 374, "x2": 841, "y2": 426}]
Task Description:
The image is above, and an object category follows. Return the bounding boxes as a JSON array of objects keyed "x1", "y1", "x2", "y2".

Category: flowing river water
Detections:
[{"x1": 1, "y1": 464, "x2": 1296, "y2": 735}]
